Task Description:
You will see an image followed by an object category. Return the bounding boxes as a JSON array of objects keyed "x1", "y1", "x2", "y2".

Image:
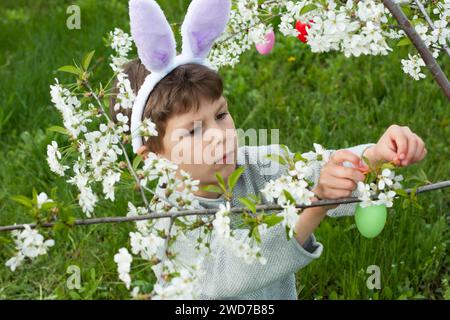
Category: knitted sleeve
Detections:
[{"x1": 190, "y1": 224, "x2": 323, "y2": 299}]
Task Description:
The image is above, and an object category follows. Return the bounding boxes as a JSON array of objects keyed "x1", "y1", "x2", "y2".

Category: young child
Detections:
[{"x1": 110, "y1": 0, "x2": 427, "y2": 299}]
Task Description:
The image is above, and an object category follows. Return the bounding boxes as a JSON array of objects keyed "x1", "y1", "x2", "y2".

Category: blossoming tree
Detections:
[{"x1": 1, "y1": 0, "x2": 449, "y2": 299}]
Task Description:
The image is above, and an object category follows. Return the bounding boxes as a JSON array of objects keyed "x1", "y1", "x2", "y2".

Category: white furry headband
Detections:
[{"x1": 128, "y1": 0, "x2": 231, "y2": 153}]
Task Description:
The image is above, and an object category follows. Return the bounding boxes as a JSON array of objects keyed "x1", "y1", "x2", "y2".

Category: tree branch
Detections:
[
  {"x1": 1, "y1": 180, "x2": 448, "y2": 233},
  {"x1": 413, "y1": 0, "x2": 450, "y2": 58},
  {"x1": 383, "y1": 0, "x2": 450, "y2": 100}
]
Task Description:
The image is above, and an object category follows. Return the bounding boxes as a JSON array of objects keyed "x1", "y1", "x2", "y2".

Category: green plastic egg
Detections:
[{"x1": 355, "y1": 203, "x2": 387, "y2": 238}]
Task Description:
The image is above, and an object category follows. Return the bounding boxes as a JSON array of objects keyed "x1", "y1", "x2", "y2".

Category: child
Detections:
[{"x1": 110, "y1": 0, "x2": 427, "y2": 299}]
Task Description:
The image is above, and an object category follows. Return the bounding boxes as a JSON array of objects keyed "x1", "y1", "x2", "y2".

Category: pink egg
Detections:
[{"x1": 255, "y1": 30, "x2": 275, "y2": 55}]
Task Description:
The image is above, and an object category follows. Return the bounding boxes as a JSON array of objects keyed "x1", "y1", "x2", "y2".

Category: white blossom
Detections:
[
  {"x1": 376, "y1": 190, "x2": 397, "y2": 207},
  {"x1": 113, "y1": 73, "x2": 135, "y2": 113},
  {"x1": 114, "y1": 248, "x2": 133, "y2": 289},
  {"x1": 378, "y1": 168, "x2": 394, "y2": 190},
  {"x1": 129, "y1": 231, "x2": 165, "y2": 260},
  {"x1": 212, "y1": 202, "x2": 232, "y2": 239},
  {"x1": 109, "y1": 28, "x2": 133, "y2": 72},
  {"x1": 36, "y1": 192, "x2": 54, "y2": 209},
  {"x1": 5, "y1": 225, "x2": 55, "y2": 272},
  {"x1": 46, "y1": 141, "x2": 69, "y2": 176},
  {"x1": 49, "y1": 79, "x2": 93, "y2": 139},
  {"x1": 401, "y1": 54, "x2": 426, "y2": 80}
]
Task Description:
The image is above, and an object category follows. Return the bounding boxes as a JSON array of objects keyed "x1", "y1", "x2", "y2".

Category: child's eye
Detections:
[{"x1": 216, "y1": 112, "x2": 229, "y2": 120}]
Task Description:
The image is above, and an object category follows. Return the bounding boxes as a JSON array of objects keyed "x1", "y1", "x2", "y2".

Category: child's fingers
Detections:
[
  {"x1": 330, "y1": 149, "x2": 366, "y2": 169},
  {"x1": 413, "y1": 146, "x2": 427, "y2": 163},
  {"x1": 330, "y1": 165, "x2": 366, "y2": 183},
  {"x1": 318, "y1": 186, "x2": 353, "y2": 199},
  {"x1": 389, "y1": 129, "x2": 408, "y2": 160},
  {"x1": 320, "y1": 175, "x2": 357, "y2": 191},
  {"x1": 392, "y1": 155, "x2": 401, "y2": 166},
  {"x1": 403, "y1": 135, "x2": 418, "y2": 165}
]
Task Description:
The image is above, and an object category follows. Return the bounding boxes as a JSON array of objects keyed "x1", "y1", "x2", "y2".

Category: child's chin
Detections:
[{"x1": 215, "y1": 162, "x2": 236, "y2": 176}]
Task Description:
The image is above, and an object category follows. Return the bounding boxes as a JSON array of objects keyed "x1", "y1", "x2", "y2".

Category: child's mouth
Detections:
[{"x1": 216, "y1": 151, "x2": 233, "y2": 164}]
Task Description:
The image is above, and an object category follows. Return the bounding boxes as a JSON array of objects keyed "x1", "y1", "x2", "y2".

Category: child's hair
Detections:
[{"x1": 110, "y1": 58, "x2": 224, "y2": 153}]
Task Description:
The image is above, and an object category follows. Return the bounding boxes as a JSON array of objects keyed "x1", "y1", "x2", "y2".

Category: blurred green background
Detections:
[{"x1": 0, "y1": 0, "x2": 448, "y2": 299}]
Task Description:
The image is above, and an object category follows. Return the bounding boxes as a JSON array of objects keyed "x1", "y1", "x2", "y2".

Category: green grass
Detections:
[{"x1": 0, "y1": 0, "x2": 449, "y2": 299}]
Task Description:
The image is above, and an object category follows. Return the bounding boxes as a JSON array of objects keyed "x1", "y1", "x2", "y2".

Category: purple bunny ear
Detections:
[
  {"x1": 129, "y1": 0, "x2": 176, "y2": 72},
  {"x1": 181, "y1": 0, "x2": 231, "y2": 60}
]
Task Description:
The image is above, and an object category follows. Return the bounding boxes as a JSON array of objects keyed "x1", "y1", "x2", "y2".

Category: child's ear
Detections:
[{"x1": 137, "y1": 145, "x2": 150, "y2": 160}]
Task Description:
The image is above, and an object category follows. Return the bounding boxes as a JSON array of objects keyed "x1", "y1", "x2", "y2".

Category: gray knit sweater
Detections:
[{"x1": 169, "y1": 142, "x2": 375, "y2": 300}]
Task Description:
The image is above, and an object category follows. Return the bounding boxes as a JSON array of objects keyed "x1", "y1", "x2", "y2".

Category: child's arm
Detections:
[
  {"x1": 295, "y1": 144, "x2": 374, "y2": 245},
  {"x1": 166, "y1": 217, "x2": 323, "y2": 299},
  {"x1": 293, "y1": 196, "x2": 328, "y2": 246}
]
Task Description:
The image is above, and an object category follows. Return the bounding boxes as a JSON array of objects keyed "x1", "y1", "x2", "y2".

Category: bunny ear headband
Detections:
[{"x1": 128, "y1": 0, "x2": 232, "y2": 154}]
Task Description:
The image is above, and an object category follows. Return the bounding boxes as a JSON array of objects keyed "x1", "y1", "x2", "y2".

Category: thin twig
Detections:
[
  {"x1": 1, "y1": 181, "x2": 448, "y2": 233},
  {"x1": 383, "y1": 0, "x2": 450, "y2": 100},
  {"x1": 85, "y1": 82, "x2": 150, "y2": 208},
  {"x1": 85, "y1": 82, "x2": 182, "y2": 211},
  {"x1": 157, "y1": 217, "x2": 174, "y2": 284}
]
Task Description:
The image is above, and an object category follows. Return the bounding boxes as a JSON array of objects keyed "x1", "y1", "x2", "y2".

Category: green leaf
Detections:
[
  {"x1": 265, "y1": 153, "x2": 286, "y2": 165},
  {"x1": 238, "y1": 197, "x2": 256, "y2": 213},
  {"x1": 50, "y1": 186, "x2": 58, "y2": 200},
  {"x1": 214, "y1": 172, "x2": 227, "y2": 193},
  {"x1": 247, "y1": 193, "x2": 261, "y2": 204},
  {"x1": 58, "y1": 65, "x2": 83, "y2": 76},
  {"x1": 251, "y1": 226, "x2": 261, "y2": 243},
  {"x1": 82, "y1": 50, "x2": 95, "y2": 71},
  {"x1": 228, "y1": 166, "x2": 245, "y2": 192},
  {"x1": 397, "y1": 37, "x2": 412, "y2": 46},
  {"x1": 283, "y1": 190, "x2": 296, "y2": 205},
  {"x1": 361, "y1": 155, "x2": 371, "y2": 167},
  {"x1": 10, "y1": 195, "x2": 33, "y2": 208},
  {"x1": 47, "y1": 125, "x2": 70, "y2": 136},
  {"x1": 402, "y1": 198, "x2": 410, "y2": 209},
  {"x1": 294, "y1": 153, "x2": 307, "y2": 163},
  {"x1": 200, "y1": 184, "x2": 223, "y2": 194},
  {"x1": 381, "y1": 163, "x2": 395, "y2": 170},
  {"x1": 53, "y1": 221, "x2": 66, "y2": 232},
  {"x1": 65, "y1": 216, "x2": 76, "y2": 227},
  {"x1": 394, "y1": 188, "x2": 408, "y2": 197},
  {"x1": 263, "y1": 214, "x2": 283, "y2": 227},
  {"x1": 279, "y1": 144, "x2": 291, "y2": 158},
  {"x1": 40, "y1": 202, "x2": 57, "y2": 211},
  {"x1": 32, "y1": 188, "x2": 38, "y2": 200},
  {"x1": 300, "y1": 3, "x2": 317, "y2": 15},
  {"x1": 132, "y1": 155, "x2": 143, "y2": 171}
]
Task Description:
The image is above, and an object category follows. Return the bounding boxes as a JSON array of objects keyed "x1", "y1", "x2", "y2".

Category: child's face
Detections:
[{"x1": 159, "y1": 95, "x2": 238, "y2": 193}]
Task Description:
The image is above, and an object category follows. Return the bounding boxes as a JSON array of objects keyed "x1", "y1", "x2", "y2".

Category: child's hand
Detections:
[
  {"x1": 312, "y1": 150, "x2": 368, "y2": 210},
  {"x1": 364, "y1": 125, "x2": 427, "y2": 167}
]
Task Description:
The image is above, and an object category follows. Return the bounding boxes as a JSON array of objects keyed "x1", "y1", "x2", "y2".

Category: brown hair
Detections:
[{"x1": 109, "y1": 58, "x2": 223, "y2": 153}]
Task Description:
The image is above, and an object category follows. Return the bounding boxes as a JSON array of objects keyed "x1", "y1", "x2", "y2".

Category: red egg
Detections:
[
  {"x1": 295, "y1": 20, "x2": 313, "y2": 43},
  {"x1": 255, "y1": 30, "x2": 275, "y2": 55}
]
